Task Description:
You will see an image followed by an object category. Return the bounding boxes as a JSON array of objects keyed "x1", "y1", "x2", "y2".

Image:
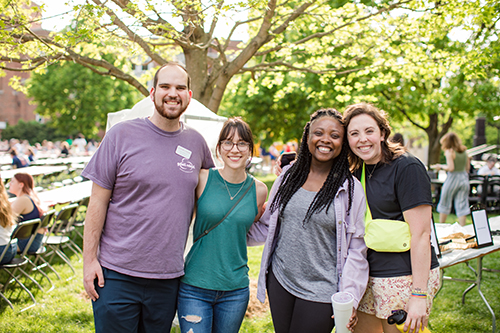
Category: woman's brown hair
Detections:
[
  {"x1": 13, "y1": 173, "x2": 44, "y2": 216},
  {"x1": 216, "y1": 117, "x2": 254, "y2": 158},
  {"x1": 343, "y1": 102, "x2": 405, "y2": 171},
  {"x1": 440, "y1": 132, "x2": 466, "y2": 153}
]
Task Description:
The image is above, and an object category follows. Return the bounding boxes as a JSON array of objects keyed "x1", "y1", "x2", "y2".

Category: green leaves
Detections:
[
  {"x1": 0, "y1": 0, "x2": 498, "y2": 154},
  {"x1": 26, "y1": 59, "x2": 141, "y2": 137}
]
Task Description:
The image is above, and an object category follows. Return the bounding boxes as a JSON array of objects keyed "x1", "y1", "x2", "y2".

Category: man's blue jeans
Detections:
[
  {"x1": 93, "y1": 267, "x2": 179, "y2": 333},
  {"x1": 177, "y1": 282, "x2": 249, "y2": 333}
]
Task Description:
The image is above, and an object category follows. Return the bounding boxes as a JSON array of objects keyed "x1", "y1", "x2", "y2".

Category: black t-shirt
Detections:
[{"x1": 353, "y1": 153, "x2": 440, "y2": 277}]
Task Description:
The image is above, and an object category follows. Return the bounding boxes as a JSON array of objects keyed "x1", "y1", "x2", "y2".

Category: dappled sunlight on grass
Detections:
[{"x1": 0, "y1": 175, "x2": 497, "y2": 332}]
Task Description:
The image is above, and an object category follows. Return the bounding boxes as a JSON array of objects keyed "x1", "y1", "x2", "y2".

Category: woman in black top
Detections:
[{"x1": 344, "y1": 103, "x2": 440, "y2": 333}]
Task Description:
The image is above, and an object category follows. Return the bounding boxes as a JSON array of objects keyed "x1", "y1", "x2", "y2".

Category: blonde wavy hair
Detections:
[{"x1": 0, "y1": 179, "x2": 15, "y2": 228}]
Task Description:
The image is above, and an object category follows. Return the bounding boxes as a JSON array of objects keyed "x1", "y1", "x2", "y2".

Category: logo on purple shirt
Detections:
[{"x1": 177, "y1": 158, "x2": 195, "y2": 173}]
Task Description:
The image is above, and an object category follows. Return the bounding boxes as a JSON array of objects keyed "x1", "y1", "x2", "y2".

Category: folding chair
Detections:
[
  {"x1": 72, "y1": 196, "x2": 89, "y2": 242},
  {"x1": 25, "y1": 210, "x2": 57, "y2": 291},
  {"x1": 53, "y1": 202, "x2": 82, "y2": 260},
  {"x1": 0, "y1": 218, "x2": 41, "y2": 311},
  {"x1": 44, "y1": 203, "x2": 79, "y2": 277},
  {"x1": 485, "y1": 176, "x2": 500, "y2": 213}
]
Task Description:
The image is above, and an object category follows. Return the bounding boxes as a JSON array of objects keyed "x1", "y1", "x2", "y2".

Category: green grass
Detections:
[
  {"x1": 433, "y1": 211, "x2": 473, "y2": 225},
  {"x1": 255, "y1": 173, "x2": 277, "y2": 192},
  {"x1": 0, "y1": 174, "x2": 498, "y2": 332},
  {"x1": 2, "y1": 245, "x2": 499, "y2": 332}
]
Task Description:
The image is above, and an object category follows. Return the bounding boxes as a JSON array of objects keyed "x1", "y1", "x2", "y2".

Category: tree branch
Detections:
[
  {"x1": 0, "y1": 62, "x2": 46, "y2": 71},
  {"x1": 380, "y1": 90, "x2": 427, "y2": 131},
  {"x1": 105, "y1": 0, "x2": 180, "y2": 43},
  {"x1": 241, "y1": 60, "x2": 386, "y2": 76},
  {"x1": 256, "y1": 0, "x2": 410, "y2": 57},
  {"x1": 91, "y1": 0, "x2": 168, "y2": 65},
  {"x1": 67, "y1": 51, "x2": 149, "y2": 96}
]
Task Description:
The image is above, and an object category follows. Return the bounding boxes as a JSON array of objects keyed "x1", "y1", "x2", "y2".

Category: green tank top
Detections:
[
  {"x1": 454, "y1": 151, "x2": 467, "y2": 172},
  {"x1": 181, "y1": 168, "x2": 258, "y2": 291}
]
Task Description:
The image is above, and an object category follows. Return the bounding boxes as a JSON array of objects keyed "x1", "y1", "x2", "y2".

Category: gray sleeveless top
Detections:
[{"x1": 271, "y1": 187, "x2": 338, "y2": 303}]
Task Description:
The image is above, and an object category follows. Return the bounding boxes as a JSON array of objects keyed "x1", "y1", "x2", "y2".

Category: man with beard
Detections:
[{"x1": 82, "y1": 62, "x2": 215, "y2": 333}]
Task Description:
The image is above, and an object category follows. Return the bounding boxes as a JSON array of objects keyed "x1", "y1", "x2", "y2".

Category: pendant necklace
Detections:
[
  {"x1": 222, "y1": 175, "x2": 247, "y2": 200},
  {"x1": 367, "y1": 163, "x2": 377, "y2": 179}
]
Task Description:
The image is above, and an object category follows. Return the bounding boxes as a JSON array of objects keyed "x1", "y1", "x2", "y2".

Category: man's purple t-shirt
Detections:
[{"x1": 82, "y1": 118, "x2": 215, "y2": 279}]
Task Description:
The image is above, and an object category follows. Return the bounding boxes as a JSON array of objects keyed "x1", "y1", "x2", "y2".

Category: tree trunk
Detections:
[
  {"x1": 184, "y1": 46, "x2": 210, "y2": 105},
  {"x1": 425, "y1": 113, "x2": 454, "y2": 166}
]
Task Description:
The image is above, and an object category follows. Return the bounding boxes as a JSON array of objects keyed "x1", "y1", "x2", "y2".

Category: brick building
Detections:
[{"x1": 0, "y1": 2, "x2": 48, "y2": 127}]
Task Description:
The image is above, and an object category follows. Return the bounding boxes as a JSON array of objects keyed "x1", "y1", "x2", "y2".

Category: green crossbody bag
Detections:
[{"x1": 361, "y1": 163, "x2": 411, "y2": 252}]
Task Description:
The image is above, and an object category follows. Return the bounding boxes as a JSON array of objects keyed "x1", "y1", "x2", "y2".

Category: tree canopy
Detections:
[
  {"x1": 1, "y1": 0, "x2": 499, "y2": 160},
  {"x1": 2, "y1": 0, "x2": 497, "y2": 114},
  {"x1": 27, "y1": 59, "x2": 141, "y2": 137}
]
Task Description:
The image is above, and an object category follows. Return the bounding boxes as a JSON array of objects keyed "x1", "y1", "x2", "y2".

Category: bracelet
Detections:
[{"x1": 411, "y1": 289, "x2": 428, "y2": 298}]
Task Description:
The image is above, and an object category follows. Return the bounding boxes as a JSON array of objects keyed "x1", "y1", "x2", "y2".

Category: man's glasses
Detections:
[{"x1": 221, "y1": 141, "x2": 250, "y2": 152}]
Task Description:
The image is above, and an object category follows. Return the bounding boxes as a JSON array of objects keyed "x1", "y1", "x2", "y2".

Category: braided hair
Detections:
[{"x1": 270, "y1": 108, "x2": 355, "y2": 225}]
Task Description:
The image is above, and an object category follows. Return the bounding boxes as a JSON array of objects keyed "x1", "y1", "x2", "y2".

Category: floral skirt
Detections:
[{"x1": 357, "y1": 267, "x2": 441, "y2": 319}]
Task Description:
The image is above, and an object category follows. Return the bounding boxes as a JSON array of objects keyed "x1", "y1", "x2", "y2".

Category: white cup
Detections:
[{"x1": 331, "y1": 292, "x2": 354, "y2": 333}]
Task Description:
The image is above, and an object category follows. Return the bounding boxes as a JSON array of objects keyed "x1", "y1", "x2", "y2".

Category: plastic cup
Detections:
[{"x1": 331, "y1": 292, "x2": 354, "y2": 333}]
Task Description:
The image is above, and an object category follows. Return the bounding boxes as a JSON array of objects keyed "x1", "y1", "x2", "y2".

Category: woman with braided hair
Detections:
[{"x1": 256, "y1": 108, "x2": 368, "y2": 333}]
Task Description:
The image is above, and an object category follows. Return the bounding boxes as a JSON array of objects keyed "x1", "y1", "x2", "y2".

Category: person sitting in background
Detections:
[
  {"x1": 27, "y1": 146, "x2": 37, "y2": 163},
  {"x1": 86, "y1": 139, "x2": 97, "y2": 154},
  {"x1": 0, "y1": 178, "x2": 17, "y2": 264},
  {"x1": 9, "y1": 173, "x2": 45, "y2": 253},
  {"x1": 391, "y1": 133, "x2": 405, "y2": 147},
  {"x1": 9, "y1": 148, "x2": 29, "y2": 169},
  {"x1": 59, "y1": 141, "x2": 70, "y2": 157},
  {"x1": 477, "y1": 156, "x2": 500, "y2": 176},
  {"x1": 73, "y1": 133, "x2": 88, "y2": 155}
]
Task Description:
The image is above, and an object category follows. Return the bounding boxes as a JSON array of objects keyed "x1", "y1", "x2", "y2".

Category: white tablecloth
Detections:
[
  {"x1": 37, "y1": 181, "x2": 92, "y2": 207},
  {"x1": 437, "y1": 217, "x2": 500, "y2": 269},
  {"x1": 1, "y1": 165, "x2": 68, "y2": 180}
]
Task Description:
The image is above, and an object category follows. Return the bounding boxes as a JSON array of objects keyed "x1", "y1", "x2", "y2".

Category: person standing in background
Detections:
[{"x1": 431, "y1": 132, "x2": 470, "y2": 226}]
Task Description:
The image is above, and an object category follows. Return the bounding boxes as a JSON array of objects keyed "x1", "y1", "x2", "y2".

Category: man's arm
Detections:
[{"x1": 83, "y1": 182, "x2": 112, "y2": 301}]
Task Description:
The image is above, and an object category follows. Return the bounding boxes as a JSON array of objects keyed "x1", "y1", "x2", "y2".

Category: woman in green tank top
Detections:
[
  {"x1": 431, "y1": 132, "x2": 471, "y2": 226},
  {"x1": 177, "y1": 117, "x2": 268, "y2": 333}
]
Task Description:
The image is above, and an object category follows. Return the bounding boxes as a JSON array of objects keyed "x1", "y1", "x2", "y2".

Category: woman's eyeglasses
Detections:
[{"x1": 221, "y1": 141, "x2": 250, "y2": 152}]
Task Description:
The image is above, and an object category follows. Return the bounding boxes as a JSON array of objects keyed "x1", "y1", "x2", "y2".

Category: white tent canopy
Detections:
[{"x1": 106, "y1": 97, "x2": 227, "y2": 156}]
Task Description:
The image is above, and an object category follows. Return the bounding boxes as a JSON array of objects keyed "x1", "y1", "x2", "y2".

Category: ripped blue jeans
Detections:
[{"x1": 177, "y1": 282, "x2": 249, "y2": 333}]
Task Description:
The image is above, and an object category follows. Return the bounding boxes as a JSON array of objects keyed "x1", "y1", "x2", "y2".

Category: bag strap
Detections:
[
  {"x1": 361, "y1": 163, "x2": 373, "y2": 223},
  {"x1": 194, "y1": 178, "x2": 255, "y2": 243}
]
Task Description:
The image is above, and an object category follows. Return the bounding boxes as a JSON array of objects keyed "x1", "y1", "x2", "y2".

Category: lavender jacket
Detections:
[{"x1": 250, "y1": 166, "x2": 369, "y2": 307}]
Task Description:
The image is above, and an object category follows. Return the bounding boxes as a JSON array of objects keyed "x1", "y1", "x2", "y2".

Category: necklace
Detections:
[
  {"x1": 222, "y1": 175, "x2": 247, "y2": 200},
  {"x1": 367, "y1": 163, "x2": 377, "y2": 179}
]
